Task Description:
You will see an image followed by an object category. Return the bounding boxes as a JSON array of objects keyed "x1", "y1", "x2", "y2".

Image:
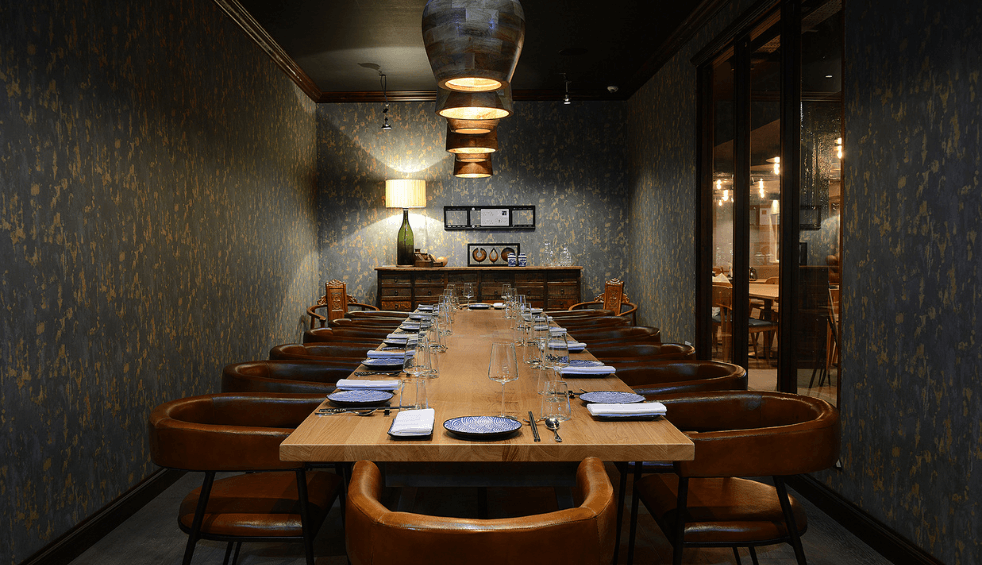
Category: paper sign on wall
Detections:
[{"x1": 480, "y1": 208, "x2": 510, "y2": 227}]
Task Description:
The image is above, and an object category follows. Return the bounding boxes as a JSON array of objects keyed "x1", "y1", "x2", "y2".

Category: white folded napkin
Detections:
[
  {"x1": 566, "y1": 341, "x2": 587, "y2": 351},
  {"x1": 334, "y1": 379, "x2": 401, "y2": 390},
  {"x1": 367, "y1": 349, "x2": 412, "y2": 358},
  {"x1": 561, "y1": 364, "x2": 615, "y2": 375},
  {"x1": 493, "y1": 302, "x2": 505, "y2": 308},
  {"x1": 587, "y1": 402, "x2": 666, "y2": 417},
  {"x1": 389, "y1": 408, "x2": 435, "y2": 436},
  {"x1": 550, "y1": 327, "x2": 567, "y2": 335},
  {"x1": 385, "y1": 333, "x2": 416, "y2": 342}
]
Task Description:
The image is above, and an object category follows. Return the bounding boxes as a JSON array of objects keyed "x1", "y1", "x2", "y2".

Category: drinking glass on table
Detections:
[
  {"x1": 500, "y1": 283, "x2": 512, "y2": 304},
  {"x1": 487, "y1": 341, "x2": 519, "y2": 419},
  {"x1": 540, "y1": 380, "x2": 571, "y2": 422},
  {"x1": 462, "y1": 283, "x2": 475, "y2": 307},
  {"x1": 402, "y1": 334, "x2": 430, "y2": 409},
  {"x1": 429, "y1": 314, "x2": 447, "y2": 352},
  {"x1": 529, "y1": 315, "x2": 550, "y2": 368},
  {"x1": 543, "y1": 331, "x2": 570, "y2": 382}
]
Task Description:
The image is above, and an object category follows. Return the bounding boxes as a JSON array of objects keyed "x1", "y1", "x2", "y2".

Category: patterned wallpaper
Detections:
[
  {"x1": 317, "y1": 101, "x2": 630, "y2": 305},
  {"x1": 828, "y1": 0, "x2": 982, "y2": 561},
  {"x1": 0, "y1": 1, "x2": 319, "y2": 562}
]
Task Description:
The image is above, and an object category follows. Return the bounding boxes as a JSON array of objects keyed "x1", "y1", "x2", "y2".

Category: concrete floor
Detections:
[{"x1": 70, "y1": 463, "x2": 890, "y2": 565}]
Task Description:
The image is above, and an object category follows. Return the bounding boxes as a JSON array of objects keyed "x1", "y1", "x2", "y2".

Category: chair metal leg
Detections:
[
  {"x1": 774, "y1": 477, "x2": 807, "y2": 565},
  {"x1": 295, "y1": 469, "x2": 317, "y2": 565},
  {"x1": 749, "y1": 546, "x2": 760, "y2": 565},
  {"x1": 222, "y1": 541, "x2": 234, "y2": 565},
  {"x1": 231, "y1": 542, "x2": 242, "y2": 565},
  {"x1": 732, "y1": 547, "x2": 743, "y2": 565},
  {"x1": 183, "y1": 472, "x2": 215, "y2": 565}
]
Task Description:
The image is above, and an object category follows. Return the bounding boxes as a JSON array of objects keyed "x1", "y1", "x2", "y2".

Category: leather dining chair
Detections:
[
  {"x1": 268, "y1": 343, "x2": 369, "y2": 365},
  {"x1": 626, "y1": 391, "x2": 840, "y2": 565},
  {"x1": 345, "y1": 456, "x2": 616, "y2": 565},
  {"x1": 149, "y1": 393, "x2": 343, "y2": 565},
  {"x1": 544, "y1": 308, "x2": 616, "y2": 319},
  {"x1": 566, "y1": 326, "x2": 661, "y2": 345},
  {"x1": 305, "y1": 327, "x2": 394, "y2": 342},
  {"x1": 221, "y1": 360, "x2": 357, "y2": 394},
  {"x1": 588, "y1": 342, "x2": 696, "y2": 364},
  {"x1": 557, "y1": 315, "x2": 632, "y2": 329},
  {"x1": 329, "y1": 317, "x2": 406, "y2": 329}
]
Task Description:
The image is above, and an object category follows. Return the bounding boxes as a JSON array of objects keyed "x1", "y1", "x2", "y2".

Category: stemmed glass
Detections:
[
  {"x1": 542, "y1": 330, "x2": 570, "y2": 383},
  {"x1": 462, "y1": 283, "x2": 475, "y2": 307},
  {"x1": 500, "y1": 283, "x2": 512, "y2": 305},
  {"x1": 487, "y1": 341, "x2": 519, "y2": 419}
]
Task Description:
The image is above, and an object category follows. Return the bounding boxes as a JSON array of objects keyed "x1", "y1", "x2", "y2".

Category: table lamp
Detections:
[{"x1": 385, "y1": 179, "x2": 426, "y2": 266}]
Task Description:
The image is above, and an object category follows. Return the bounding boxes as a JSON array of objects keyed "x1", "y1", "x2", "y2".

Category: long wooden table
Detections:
[{"x1": 279, "y1": 309, "x2": 694, "y2": 464}]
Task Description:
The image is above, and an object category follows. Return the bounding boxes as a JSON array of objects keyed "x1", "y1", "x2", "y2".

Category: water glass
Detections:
[
  {"x1": 540, "y1": 380, "x2": 571, "y2": 421},
  {"x1": 488, "y1": 341, "x2": 519, "y2": 419},
  {"x1": 543, "y1": 331, "x2": 570, "y2": 380}
]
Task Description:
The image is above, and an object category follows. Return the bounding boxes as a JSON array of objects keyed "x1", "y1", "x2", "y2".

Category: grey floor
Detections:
[{"x1": 70, "y1": 464, "x2": 891, "y2": 565}]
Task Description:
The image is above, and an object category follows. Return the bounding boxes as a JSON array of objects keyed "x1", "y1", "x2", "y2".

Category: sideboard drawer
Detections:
[
  {"x1": 381, "y1": 300, "x2": 412, "y2": 311},
  {"x1": 380, "y1": 286, "x2": 412, "y2": 299},
  {"x1": 414, "y1": 286, "x2": 444, "y2": 299},
  {"x1": 515, "y1": 272, "x2": 546, "y2": 283},
  {"x1": 379, "y1": 273, "x2": 412, "y2": 286},
  {"x1": 547, "y1": 282, "x2": 579, "y2": 299}
]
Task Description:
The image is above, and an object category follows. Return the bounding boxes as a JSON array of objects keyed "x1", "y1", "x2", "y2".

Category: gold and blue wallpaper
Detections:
[
  {"x1": 827, "y1": 0, "x2": 982, "y2": 561},
  {"x1": 317, "y1": 101, "x2": 630, "y2": 304},
  {"x1": 0, "y1": 1, "x2": 319, "y2": 562}
]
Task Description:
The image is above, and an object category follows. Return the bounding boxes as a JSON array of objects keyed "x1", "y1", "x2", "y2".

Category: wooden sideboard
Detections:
[{"x1": 375, "y1": 266, "x2": 582, "y2": 311}]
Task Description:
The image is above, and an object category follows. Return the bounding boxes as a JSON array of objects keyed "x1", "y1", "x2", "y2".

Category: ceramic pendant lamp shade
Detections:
[
  {"x1": 454, "y1": 157, "x2": 493, "y2": 178},
  {"x1": 446, "y1": 125, "x2": 498, "y2": 154},
  {"x1": 422, "y1": 0, "x2": 526, "y2": 92},
  {"x1": 455, "y1": 153, "x2": 488, "y2": 162},
  {"x1": 436, "y1": 85, "x2": 514, "y2": 121},
  {"x1": 447, "y1": 118, "x2": 498, "y2": 135}
]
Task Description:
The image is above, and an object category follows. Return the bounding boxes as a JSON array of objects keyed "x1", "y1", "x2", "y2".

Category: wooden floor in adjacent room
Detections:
[{"x1": 70, "y1": 461, "x2": 888, "y2": 565}]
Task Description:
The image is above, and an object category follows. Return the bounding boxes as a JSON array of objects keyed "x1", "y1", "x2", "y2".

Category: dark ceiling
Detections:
[{"x1": 228, "y1": 0, "x2": 725, "y2": 102}]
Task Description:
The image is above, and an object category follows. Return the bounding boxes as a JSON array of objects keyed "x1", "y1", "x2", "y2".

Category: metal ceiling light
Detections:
[
  {"x1": 453, "y1": 157, "x2": 493, "y2": 178},
  {"x1": 445, "y1": 125, "x2": 498, "y2": 154},
  {"x1": 422, "y1": 0, "x2": 526, "y2": 92},
  {"x1": 436, "y1": 85, "x2": 514, "y2": 120},
  {"x1": 380, "y1": 73, "x2": 392, "y2": 130}
]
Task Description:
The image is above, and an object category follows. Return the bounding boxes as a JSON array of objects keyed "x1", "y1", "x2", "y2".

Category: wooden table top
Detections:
[
  {"x1": 279, "y1": 309, "x2": 694, "y2": 463},
  {"x1": 749, "y1": 283, "x2": 779, "y2": 300}
]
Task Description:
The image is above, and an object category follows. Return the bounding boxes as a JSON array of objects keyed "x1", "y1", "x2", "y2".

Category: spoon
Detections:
[{"x1": 544, "y1": 417, "x2": 563, "y2": 442}]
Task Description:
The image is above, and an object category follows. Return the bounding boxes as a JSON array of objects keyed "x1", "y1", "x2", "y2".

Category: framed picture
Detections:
[{"x1": 467, "y1": 243, "x2": 520, "y2": 267}]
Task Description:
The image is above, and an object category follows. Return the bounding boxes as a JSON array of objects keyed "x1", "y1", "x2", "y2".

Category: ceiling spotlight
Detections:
[{"x1": 380, "y1": 73, "x2": 392, "y2": 130}]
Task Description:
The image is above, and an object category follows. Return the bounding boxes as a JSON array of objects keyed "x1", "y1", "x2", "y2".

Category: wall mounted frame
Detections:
[{"x1": 443, "y1": 206, "x2": 536, "y2": 230}]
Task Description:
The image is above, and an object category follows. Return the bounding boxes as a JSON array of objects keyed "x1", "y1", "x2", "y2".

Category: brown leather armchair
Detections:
[
  {"x1": 589, "y1": 342, "x2": 696, "y2": 364},
  {"x1": 148, "y1": 393, "x2": 342, "y2": 565},
  {"x1": 627, "y1": 391, "x2": 840, "y2": 565},
  {"x1": 543, "y1": 308, "x2": 616, "y2": 318},
  {"x1": 268, "y1": 343, "x2": 370, "y2": 364},
  {"x1": 221, "y1": 360, "x2": 358, "y2": 394},
  {"x1": 305, "y1": 327, "x2": 393, "y2": 342},
  {"x1": 345, "y1": 457, "x2": 617, "y2": 565},
  {"x1": 329, "y1": 317, "x2": 406, "y2": 329},
  {"x1": 555, "y1": 315, "x2": 632, "y2": 330}
]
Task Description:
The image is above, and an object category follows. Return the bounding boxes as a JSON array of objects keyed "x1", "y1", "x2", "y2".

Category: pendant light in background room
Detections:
[
  {"x1": 385, "y1": 180, "x2": 426, "y2": 266},
  {"x1": 562, "y1": 73, "x2": 572, "y2": 104},
  {"x1": 422, "y1": 0, "x2": 525, "y2": 92},
  {"x1": 380, "y1": 73, "x2": 392, "y2": 130},
  {"x1": 453, "y1": 157, "x2": 493, "y2": 178}
]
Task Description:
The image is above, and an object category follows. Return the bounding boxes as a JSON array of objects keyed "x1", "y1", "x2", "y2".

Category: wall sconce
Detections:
[
  {"x1": 422, "y1": 0, "x2": 526, "y2": 92},
  {"x1": 385, "y1": 179, "x2": 426, "y2": 266}
]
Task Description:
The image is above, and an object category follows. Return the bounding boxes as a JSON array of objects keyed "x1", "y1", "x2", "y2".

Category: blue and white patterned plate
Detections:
[
  {"x1": 568, "y1": 359, "x2": 604, "y2": 367},
  {"x1": 327, "y1": 390, "x2": 394, "y2": 407},
  {"x1": 443, "y1": 416, "x2": 522, "y2": 439},
  {"x1": 361, "y1": 358, "x2": 405, "y2": 368},
  {"x1": 578, "y1": 391, "x2": 646, "y2": 404}
]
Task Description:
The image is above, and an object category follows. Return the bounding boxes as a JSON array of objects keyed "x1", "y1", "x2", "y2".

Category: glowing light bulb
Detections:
[
  {"x1": 758, "y1": 178, "x2": 765, "y2": 198},
  {"x1": 773, "y1": 156, "x2": 780, "y2": 176}
]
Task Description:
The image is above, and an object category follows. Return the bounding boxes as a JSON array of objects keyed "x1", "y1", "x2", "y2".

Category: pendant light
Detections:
[
  {"x1": 380, "y1": 73, "x2": 392, "y2": 130},
  {"x1": 436, "y1": 85, "x2": 514, "y2": 121},
  {"x1": 563, "y1": 74, "x2": 571, "y2": 105},
  {"x1": 445, "y1": 125, "x2": 498, "y2": 154},
  {"x1": 447, "y1": 118, "x2": 499, "y2": 135},
  {"x1": 453, "y1": 157, "x2": 493, "y2": 178},
  {"x1": 422, "y1": 0, "x2": 526, "y2": 92}
]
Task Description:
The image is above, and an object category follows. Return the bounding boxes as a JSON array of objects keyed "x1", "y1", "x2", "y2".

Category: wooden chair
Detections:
[
  {"x1": 568, "y1": 278, "x2": 638, "y2": 325},
  {"x1": 713, "y1": 283, "x2": 778, "y2": 362},
  {"x1": 810, "y1": 286, "x2": 840, "y2": 389},
  {"x1": 307, "y1": 279, "x2": 378, "y2": 329}
]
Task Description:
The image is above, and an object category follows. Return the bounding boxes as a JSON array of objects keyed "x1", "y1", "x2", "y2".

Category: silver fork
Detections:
[{"x1": 317, "y1": 407, "x2": 380, "y2": 416}]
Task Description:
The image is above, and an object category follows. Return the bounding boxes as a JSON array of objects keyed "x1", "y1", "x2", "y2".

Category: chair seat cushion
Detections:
[
  {"x1": 179, "y1": 470, "x2": 342, "y2": 538},
  {"x1": 636, "y1": 475, "x2": 807, "y2": 545},
  {"x1": 748, "y1": 318, "x2": 777, "y2": 329}
]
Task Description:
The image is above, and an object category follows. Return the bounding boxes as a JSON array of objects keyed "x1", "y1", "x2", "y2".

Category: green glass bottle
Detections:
[{"x1": 397, "y1": 208, "x2": 414, "y2": 265}]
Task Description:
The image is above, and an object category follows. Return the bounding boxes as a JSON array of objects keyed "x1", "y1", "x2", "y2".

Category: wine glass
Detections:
[
  {"x1": 487, "y1": 341, "x2": 519, "y2": 419},
  {"x1": 543, "y1": 331, "x2": 570, "y2": 383},
  {"x1": 462, "y1": 283, "x2": 475, "y2": 307}
]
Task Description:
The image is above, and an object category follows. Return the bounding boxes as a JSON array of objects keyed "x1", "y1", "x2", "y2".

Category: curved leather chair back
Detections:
[
  {"x1": 568, "y1": 326, "x2": 660, "y2": 344},
  {"x1": 591, "y1": 342, "x2": 696, "y2": 363},
  {"x1": 309, "y1": 327, "x2": 393, "y2": 341},
  {"x1": 618, "y1": 360, "x2": 747, "y2": 392},
  {"x1": 346, "y1": 310, "x2": 410, "y2": 319},
  {"x1": 662, "y1": 391, "x2": 840, "y2": 478},
  {"x1": 557, "y1": 316, "x2": 631, "y2": 329},
  {"x1": 345, "y1": 457, "x2": 616, "y2": 565},
  {"x1": 330, "y1": 317, "x2": 405, "y2": 329},
  {"x1": 545, "y1": 309, "x2": 616, "y2": 318},
  {"x1": 302, "y1": 328, "x2": 385, "y2": 344},
  {"x1": 149, "y1": 392, "x2": 323, "y2": 471},
  {"x1": 222, "y1": 360, "x2": 355, "y2": 394},
  {"x1": 269, "y1": 343, "x2": 368, "y2": 363}
]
